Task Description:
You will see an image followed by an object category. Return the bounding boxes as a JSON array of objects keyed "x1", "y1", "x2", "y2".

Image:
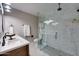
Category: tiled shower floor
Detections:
[{"x1": 41, "y1": 46, "x2": 73, "y2": 56}]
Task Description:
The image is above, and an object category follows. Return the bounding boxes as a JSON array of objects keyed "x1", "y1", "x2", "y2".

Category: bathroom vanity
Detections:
[{"x1": 0, "y1": 35, "x2": 30, "y2": 56}]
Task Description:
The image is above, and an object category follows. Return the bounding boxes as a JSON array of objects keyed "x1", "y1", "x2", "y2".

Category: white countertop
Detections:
[{"x1": 0, "y1": 35, "x2": 30, "y2": 54}]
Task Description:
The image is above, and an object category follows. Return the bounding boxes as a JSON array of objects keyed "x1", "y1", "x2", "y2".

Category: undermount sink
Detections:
[{"x1": 0, "y1": 35, "x2": 29, "y2": 54}]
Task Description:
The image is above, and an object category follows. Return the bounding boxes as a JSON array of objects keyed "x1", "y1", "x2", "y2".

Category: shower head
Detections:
[
  {"x1": 77, "y1": 9, "x2": 79, "y2": 12},
  {"x1": 57, "y1": 7, "x2": 62, "y2": 11},
  {"x1": 57, "y1": 3, "x2": 62, "y2": 11}
]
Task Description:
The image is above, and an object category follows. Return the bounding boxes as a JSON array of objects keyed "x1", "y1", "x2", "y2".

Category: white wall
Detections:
[
  {"x1": 0, "y1": 8, "x2": 38, "y2": 39},
  {"x1": 44, "y1": 22, "x2": 76, "y2": 55}
]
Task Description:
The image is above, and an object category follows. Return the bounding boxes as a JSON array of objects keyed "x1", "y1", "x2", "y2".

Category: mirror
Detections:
[{"x1": 0, "y1": 11, "x2": 2, "y2": 37}]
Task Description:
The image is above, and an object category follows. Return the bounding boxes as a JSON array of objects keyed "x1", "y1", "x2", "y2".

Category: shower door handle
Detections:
[{"x1": 55, "y1": 32, "x2": 58, "y2": 40}]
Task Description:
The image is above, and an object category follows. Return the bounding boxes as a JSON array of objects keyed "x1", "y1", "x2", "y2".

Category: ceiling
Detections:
[
  {"x1": 11, "y1": 3, "x2": 79, "y2": 17},
  {"x1": 11, "y1": 3, "x2": 57, "y2": 16}
]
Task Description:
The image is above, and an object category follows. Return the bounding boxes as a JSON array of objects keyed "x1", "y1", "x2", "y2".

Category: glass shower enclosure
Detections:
[{"x1": 37, "y1": 15, "x2": 79, "y2": 56}]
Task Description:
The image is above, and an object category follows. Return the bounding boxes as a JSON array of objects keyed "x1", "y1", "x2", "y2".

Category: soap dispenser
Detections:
[{"x1": 9, "y1": 24, "x2": 14, "y2": 35}]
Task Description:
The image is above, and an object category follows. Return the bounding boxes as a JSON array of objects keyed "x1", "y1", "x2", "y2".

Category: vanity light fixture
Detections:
[
  {"x1": 0, "y1": 3, "x2": 12, "y2": 13},
  {"x1": 4, "y1": 5, "x2": 11, "y2": 10},
  {"x1": 4, "y1": 3, "x2": 11, "y2": 13},
  {"x1": 0, "y1": 3, "x2": 12, "y2": 33}
]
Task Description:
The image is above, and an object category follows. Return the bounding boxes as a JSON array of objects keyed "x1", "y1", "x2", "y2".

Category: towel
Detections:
[{"x1": 23, "y1": 24, "x2": 31, "y2": 37}]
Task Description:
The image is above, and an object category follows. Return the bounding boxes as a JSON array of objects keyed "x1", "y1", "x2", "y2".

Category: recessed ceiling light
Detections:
[{"x1": 44, "y1": 20, "x2": 54, "y2": 25}]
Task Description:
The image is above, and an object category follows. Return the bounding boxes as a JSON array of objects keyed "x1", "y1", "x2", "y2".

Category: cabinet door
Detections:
[{"x1": 0, "y1": 45, "x2": 29, "y2": 56}]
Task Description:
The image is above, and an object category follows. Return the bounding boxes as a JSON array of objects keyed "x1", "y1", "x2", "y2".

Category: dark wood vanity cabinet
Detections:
[{"x1": 0, "y1": 45, "x2": 29, "y2": 56}]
